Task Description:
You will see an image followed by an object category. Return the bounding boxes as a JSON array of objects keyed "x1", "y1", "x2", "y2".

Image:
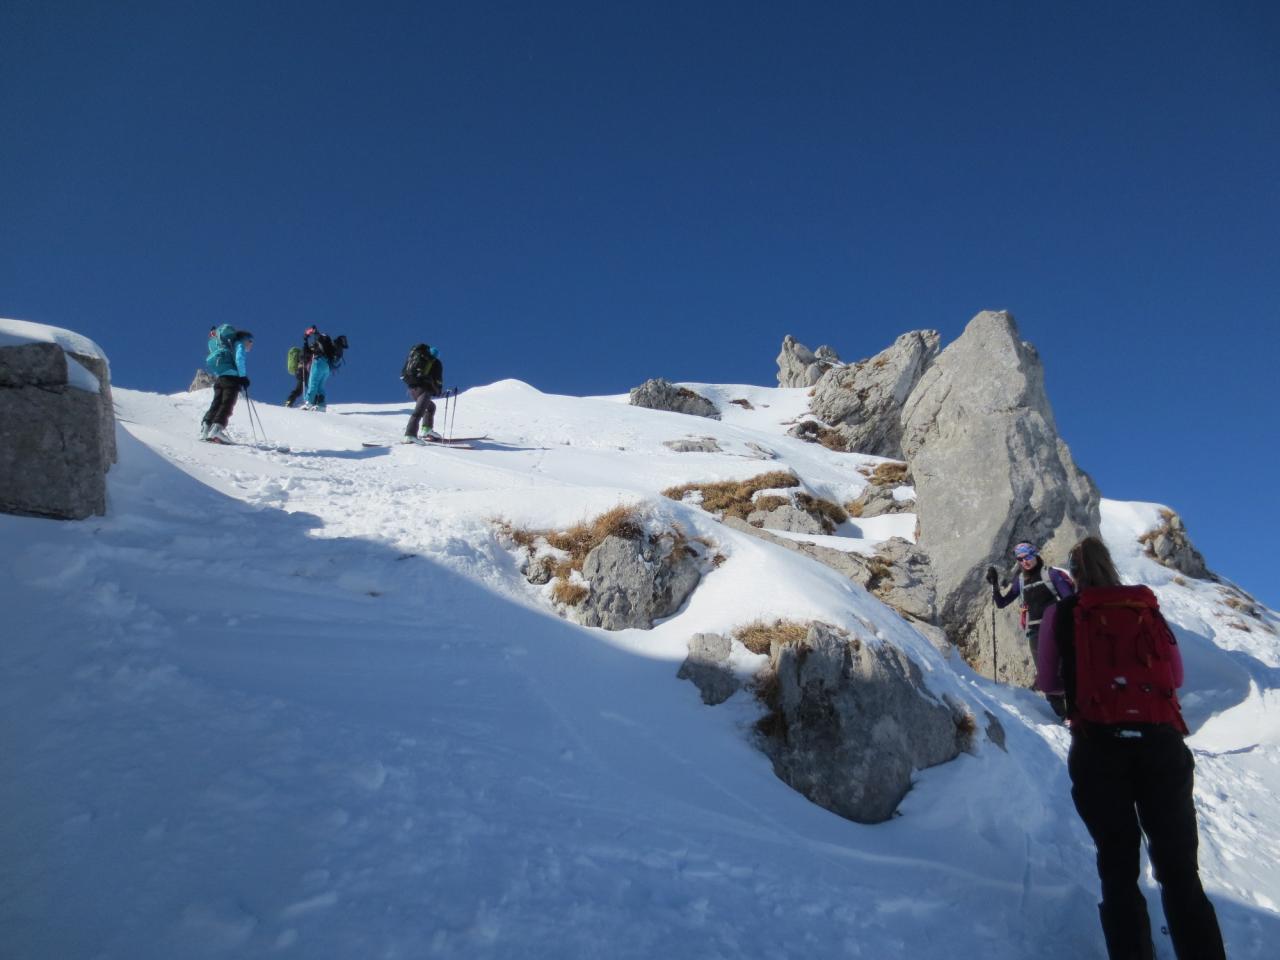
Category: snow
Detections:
[
  {"x1": 0, "y1": 316, "x2": 106, "y2": 392},
  {"x1": 2, "y1": 378, "x2": 1278, "y2": 959}
]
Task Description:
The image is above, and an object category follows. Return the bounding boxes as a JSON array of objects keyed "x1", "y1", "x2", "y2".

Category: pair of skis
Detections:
[{"x1": 361, "y1": 435, "x2": 489, "y2": 450}]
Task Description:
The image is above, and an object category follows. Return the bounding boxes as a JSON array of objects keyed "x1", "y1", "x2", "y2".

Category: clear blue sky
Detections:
[{"x1": 2, "y1": 1, "x2": 1276, "y2": 604}]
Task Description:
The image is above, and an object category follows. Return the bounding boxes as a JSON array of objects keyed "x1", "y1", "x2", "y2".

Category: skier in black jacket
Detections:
[{"x1": 401, "y1": 343, "x2": 443, "y2": 444}]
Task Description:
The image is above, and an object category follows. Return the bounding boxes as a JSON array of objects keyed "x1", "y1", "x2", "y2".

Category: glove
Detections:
[
  {"x1": 239, "y1": 376, "x2": 251, "y2": 389},
  {"x1": 985, "y1": 566, "x2": 999, "y2": 587}
]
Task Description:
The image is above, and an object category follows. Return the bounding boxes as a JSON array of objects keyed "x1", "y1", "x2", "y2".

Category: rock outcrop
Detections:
[
  {"x1": 576, "y1": 533, "x2": 703, "y2": 630},
  {"x1": 724, "y1": 519, "x2": 936, "y2": 624},
  {"x1": 662, "y1": 436, "x2": 723, "y2": 454},
  {"x1": 629, "y1": 379, "x2": 720, "y2": 419},
  {"x1": 1, "y1": 322, "x2": 116, "y2": 520},
  {"x1": 677, "y1": 632, "x2": 740, "y2": 705},
  {"x1": 776, "y1": 336, "x2": 839, "y2": 388},
  {"x1": 807, "y1": 331, "x2": 940, "y2": 458},
  {"x1": 1139, "y1": 509, "x2": 1210, "y2": 579},
  {"x1": 189, "y1": 369, "x2": 216, "y2": 391},
  {"x1": 899, "y1": 311, "x2": 1100, "y2": 683},
  {"x1": 757, "y1": 622, "x2": 965, "y2": 823}
]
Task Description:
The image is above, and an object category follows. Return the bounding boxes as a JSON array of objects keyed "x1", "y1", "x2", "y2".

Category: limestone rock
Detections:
[
  {"x1": 776, "y1": 336, "x2": 839, "y2": 388},
  {"x1": 677, "y1": 632, "x2": 740, "y2": 705},
  {"x1": 663, "y1": 436, "x2": 723, "y2": 454},
  {"x1": 577, "y1": 533, "x2": 703, "y2": 630},
  {"x1": 1139, "y1": 509, "x2": 1210, "y2": 579},
  {"x1": 629, "y1": 379, "x2": 720, "y2": 419},
  {"x1": 724, "y1": 519, "x2": 935, "y2": 624},
  {"x1": 747, "y1": 502, "x2": 827, "y2": 535},
  {"x1": 759, "y1": 622, "x2": 963, "y2": 823},
  {"x1": 899, "y1": 310, "x2": 1100, "y2": 684},
  {"x1": 189, "y1": 369, "x2": 216, "y2": 391},
  {"x1": 847, "y1": 480, "x2": 914, "y2": 519},
  {"x1": 0, "y1": 328, "x2": 116, "y2": 520},
  {"x1": 808, "y1": 331, "x2": 940, "y2": 457}
]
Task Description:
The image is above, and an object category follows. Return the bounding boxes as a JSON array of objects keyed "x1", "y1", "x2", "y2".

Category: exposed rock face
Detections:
[
  {"x1": 577, "y1": 534, "x2": 703, "y2": 630},
  {"x1": 0, "y1": 336, "x2": 116, "y2": 520},
  {"x1": 677, "y1": 632, "x2": 740, "y2": 705},
  {"x1": 759, "y1": 622, "x2": 964, "y2": 824},
  {"x1": 846, "y1": 479, "x2": 914, "y2": 518},
  {"x1": 1139, "y1": 509, "x2": 1210, "y2": 579},
  {"x1": 808, "y1": 331, "x2": 940, "y2": 457},
  {"x1": 776, "y1": 336, "x2": 839, "y2": 387},
  {"x1": 629, "y1": 379, "x2": 720, "y2": 419},
  {"x1": 189, "y1": 369, "x2": 216, "y2": 391},
  {"x1": 662, "y1": 436, "x2": 723, "y2": 454},
  {"x1": 724, "y1": 519, "x2": 936, "y2": 624},
  {"x1": 899, "y1": 311, "x2": 1100, "y2": 683},
  {"x1": 747, "y1": 502, "x2": 826, "y2": 536}
]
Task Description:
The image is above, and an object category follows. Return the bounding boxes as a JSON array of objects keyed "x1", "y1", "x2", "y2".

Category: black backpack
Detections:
[
  {"x1": 401, "y1": 344, "x2": 440, "y2": 390},
  {"x1": 313, "y1": 333, "x2": 348, "y2": 369}
]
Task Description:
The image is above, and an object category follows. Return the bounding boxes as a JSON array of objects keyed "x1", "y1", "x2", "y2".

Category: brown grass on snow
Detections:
[
  {"x1": 662, "y1": 471, "x2": 799, "y2": 520},
  {"x1": 734, "y1": 618, "x2": 810, "y2": 655}
]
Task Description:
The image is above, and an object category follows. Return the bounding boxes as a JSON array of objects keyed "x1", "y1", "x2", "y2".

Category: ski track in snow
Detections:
[{"x1": 2, "y1": 381, "x2": 1278, "y2": 959}]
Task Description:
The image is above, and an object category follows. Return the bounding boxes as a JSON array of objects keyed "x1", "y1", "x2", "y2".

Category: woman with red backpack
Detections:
[{"x1": 1039, "y1": 536, "x2": 1225, "y2": 960}]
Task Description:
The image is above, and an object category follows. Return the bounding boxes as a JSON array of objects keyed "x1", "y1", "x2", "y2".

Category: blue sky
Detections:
[{"x1": 2, "y1": 1, "x2": 1276, "y2": 603}]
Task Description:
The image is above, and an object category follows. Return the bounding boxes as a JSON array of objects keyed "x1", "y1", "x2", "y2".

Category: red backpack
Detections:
[{"x1": 1071, "y1": 585, "x2": 1188, "y2": 734}]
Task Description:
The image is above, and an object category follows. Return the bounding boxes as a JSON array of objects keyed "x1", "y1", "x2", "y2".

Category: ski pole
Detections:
[
  {"x1": 991, "y1": 598, "x2": 999, "y2": 682},
  {"x1": 441, "y1": 387, "x2": 451, "y2": 439},
  {"x1": 246, "y1": 391, "x2": 267, "y2": 443},
  {"x1": 448, "y1": 386, "x2": 458, "y2": 439}
]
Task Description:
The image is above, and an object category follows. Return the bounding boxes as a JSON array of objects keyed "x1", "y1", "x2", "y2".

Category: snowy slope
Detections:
[{"x1": 2, "y1": 381, "x2": 1278, "y2": 959}]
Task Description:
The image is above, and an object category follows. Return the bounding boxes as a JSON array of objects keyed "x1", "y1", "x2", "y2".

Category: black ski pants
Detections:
[
  {"x1": 286, "y1": 362, "x2": 309, "y2": 406},
  {"x1": 1068, "y1": 726, "x2": 1225, "y2": 960},
  {"x1": 204, "y1": 376, "x2": 242, "y2": 427},
  {"x1": 405, "y1": 386, "x2": 436, "y2": 436}
]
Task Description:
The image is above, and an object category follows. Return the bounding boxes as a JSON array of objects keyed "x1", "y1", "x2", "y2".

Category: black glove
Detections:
[
  {"x1": 985, "y1": 566, "x2": 999, "y2": 587},
  {"x1": 239, "y1": 376, "x2": 251, "y2": 389}
]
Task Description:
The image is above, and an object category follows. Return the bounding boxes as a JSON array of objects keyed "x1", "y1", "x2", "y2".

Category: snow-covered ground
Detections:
[{"x1": 3, "y1": 379, "x2": 1277, "y2": 959}]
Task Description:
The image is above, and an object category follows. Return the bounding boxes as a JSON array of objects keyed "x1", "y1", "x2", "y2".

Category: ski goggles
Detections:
[{"x1": 1013, "y1": 543, "x2": 1038, "y2": 560}]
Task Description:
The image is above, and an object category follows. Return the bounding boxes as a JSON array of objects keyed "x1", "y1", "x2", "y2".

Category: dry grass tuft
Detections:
[
  {"x1": 859, "y1": 461, "x2": 910, "y2": 486},
  {"x1": 734, "y1": 618, "x2": 810, "y2": 655},
  {"x1": 543, "y1": 504, "x2": 644, "y2": 571},
  {"x1": 662, "y1": 471, "x2": 800, "y2": 520},
  {"x1": 792, "y1": 420, "x2": 851, "y2": 451},
  {"x1": 730, "y1": 398, "x2": 754, "y2": 409},
  {"x1": 551, "y1": 579, "x2": 590, "y2": 607}
]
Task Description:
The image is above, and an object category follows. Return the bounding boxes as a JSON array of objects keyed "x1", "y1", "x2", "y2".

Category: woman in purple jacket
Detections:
[{"x1": 987, "y1": 540, "x2": 1074, "y2": 715}]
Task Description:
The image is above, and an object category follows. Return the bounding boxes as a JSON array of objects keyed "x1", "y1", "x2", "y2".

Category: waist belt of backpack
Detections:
[{"x1": 1075, "y1": 721, "x2": 1178, "y2": 739}]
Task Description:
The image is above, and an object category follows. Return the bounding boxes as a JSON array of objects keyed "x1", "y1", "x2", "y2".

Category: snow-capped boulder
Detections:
[
  {"x1": 0, "y1": 321, "x2": 116, "y2": 520},
  {"x1": 747, "y1": 502, "x2": 827, "y2": 535},
  {"x1": 900, "y1": 310, "x2": 1100, "y2": 683},
  {"x1": 758, "y1": 622, "x2": 965, "y2": 824},
  {"x1": 723, "y1": 520, "x2": 936, "y2": 624},
  {"x1": 677, "y1": 632, "x2": 740, "y2": 705},
  {"x1": 629, "y1": 379, "x2": 720, "y2": 419},
  {"x1": 663, "y1": 436, "x2": 723, "y2": 453},
  {"x1": 776, "y1": 336, "x2": 839, "y2": 387},
  {"x1": 577, "y1": 533, "x2": 703, "y2": 630},
  {"x1": 807, "y1": 330, "x2": 940, "y2": 457},
  {"x1": 1139, "y1": 508, "x2": 1210, "y2": 579}
]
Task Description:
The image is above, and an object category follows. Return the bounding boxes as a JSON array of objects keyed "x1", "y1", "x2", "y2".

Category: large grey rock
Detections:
[
  {"x1": 747, "y1": 502, "x2": 827, "y2": 535},
  {"x1": 899, "y1": 311, "x2": 1100, "y2": 683},
  {"x1": 759, "y1": 622, "x2": 964, "y2": 823},
  {"x1": 776, "y1": 336, "x2": 839, "y2": 387},
  {"x1": 677, "y1": 632, "x2": 740, "y2": 705},
  {"x1": 629, "y1": 379, "x2": 720, "y2": 419},
  {"x1": 847, "y1": 479, "x2": 914, "y2": 518},
  {"x1": 663, "y1": 436, "x2": 723, "y2": 454},
  {"x1": 577, "y1": 533, "x2": 703, "y2": 630},
  {"x1": 0, "y1": 338, "x2": 116, "y2": 520},
  {"x1": 1139, "y1": 509, "x2": 1210, "y2": 579},
  {"x1": 809, "y1": 331, "x2": 940, "y2": 457},
  {"x1": 724, "y1": 519, "x2": 936, "y2": 624}
]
